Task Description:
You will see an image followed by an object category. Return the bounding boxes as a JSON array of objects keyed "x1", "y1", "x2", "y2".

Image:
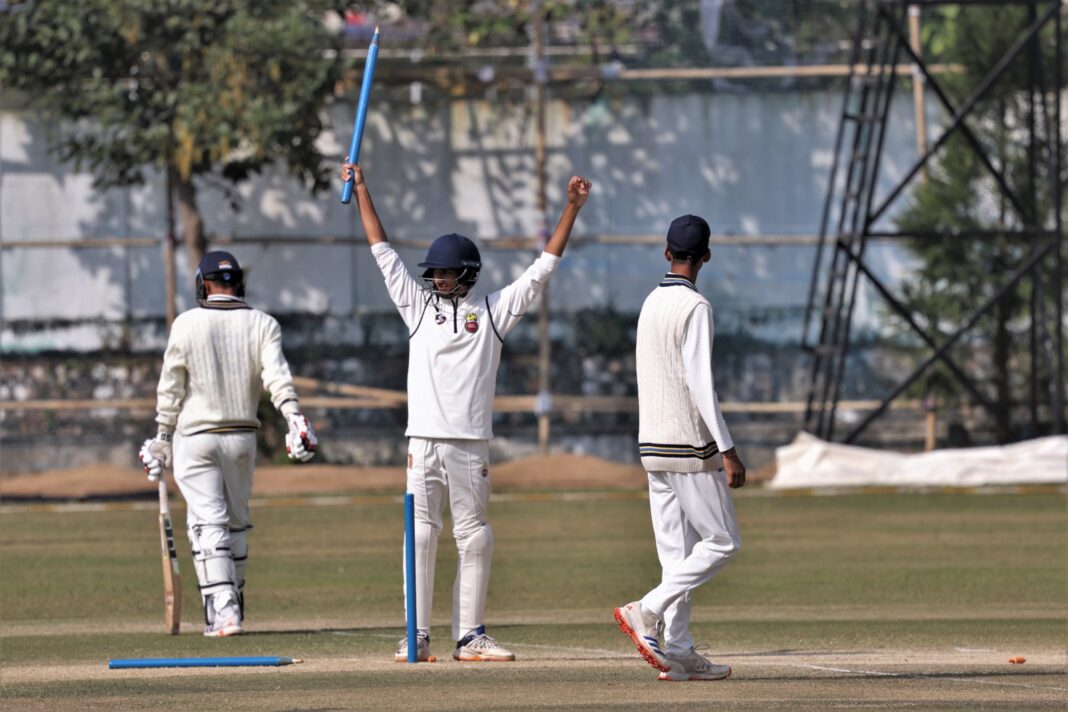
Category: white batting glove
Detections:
[
  {"x1": 285, "y1": 413, "x2": 317, "y2": 463},
  {"x1": 138, "y1": 433, "x2": 172, "y2": 482}
]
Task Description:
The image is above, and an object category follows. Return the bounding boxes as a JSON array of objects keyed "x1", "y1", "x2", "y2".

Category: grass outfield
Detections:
[{"x1": 1, "y1": 491, "x2": 1065, "y2": 710}]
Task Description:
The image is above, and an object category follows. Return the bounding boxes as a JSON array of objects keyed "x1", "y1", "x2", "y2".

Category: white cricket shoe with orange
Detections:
[
  {"x1": 453, "y1": 632, "x2": 515, "y2": 661},
  {"x1": 395, "y1": 634, "x2": 432, "y2": 662},
  {"x1": 658, "y1": 647, "x2": 731, "y2": 681},
  {"x1": 614, "y1": 601, "x2": 669, "y2": 672}
]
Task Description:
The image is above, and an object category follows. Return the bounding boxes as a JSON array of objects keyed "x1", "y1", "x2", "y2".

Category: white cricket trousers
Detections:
[
  {"x1": 173, "y1": 431, "x2": 256, "y2": 606},
  {"x1": 404, "y1": 437, "x2": 493, "y2": 641},
  {"x1": 640, "y1": 469, "x2": 741, "y2": 656}
]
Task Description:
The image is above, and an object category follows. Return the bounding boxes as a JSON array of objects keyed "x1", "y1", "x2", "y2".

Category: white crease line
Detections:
[
  {"x1": 507, "y1": 641, "x2": 634, "y2": 659},
  {"x1": 940, "y1": 677, "x2": 1068, "y2": 692},
  {"x1": 803, "y1": 664, "x2": 900, "y2": 677},
  {"x1": 349, "y1": 631, "x2": 632, "y2": 659},
  {"x1": 798, "y1": 664, "x2": 1068, "y2": 692}
]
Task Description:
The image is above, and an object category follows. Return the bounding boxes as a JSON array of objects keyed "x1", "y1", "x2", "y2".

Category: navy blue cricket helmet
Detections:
[{"x1": 418, "y1": 233, "x2": 481, "y2": 293}]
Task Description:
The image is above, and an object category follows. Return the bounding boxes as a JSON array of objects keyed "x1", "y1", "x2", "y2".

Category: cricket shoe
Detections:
[
  {"x1": 453, "y1": 632, "x2": 515, "y2": 662},
  {"x1": 203, "y1": 600, "x2": 243, "y2": 638},
  {"x1": 658, "y1": 647, "x2": 731, "y2": 682},
  {"x1": 394, "y1": 634, "x2": 432, "y2": 663},
  {"x1": 613, "y1": 601, "x2": 669, "y2": 672}
]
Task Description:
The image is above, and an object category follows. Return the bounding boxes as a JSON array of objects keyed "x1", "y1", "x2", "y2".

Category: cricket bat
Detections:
[{"x1": 158, "y1": 477, "x2": 181, "y2": 634}]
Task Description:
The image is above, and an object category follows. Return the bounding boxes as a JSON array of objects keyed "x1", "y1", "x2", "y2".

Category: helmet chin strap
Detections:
[
  {"x1": 422, "y1": 281, "x2": 469, "y2": 299},
  {"x1": 422, "y1": 267, "x2": 475, "y2": 298}
]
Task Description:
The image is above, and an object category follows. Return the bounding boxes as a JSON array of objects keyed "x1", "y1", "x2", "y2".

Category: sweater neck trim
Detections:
[
  {"x1": 199, "y1": 295, "x2": 251, "y2": 310},
  {"x1": 659, "y1": 273, "x2": 697, "y2": 291}
]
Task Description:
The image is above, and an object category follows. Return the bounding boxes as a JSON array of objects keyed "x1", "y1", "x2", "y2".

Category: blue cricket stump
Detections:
[
  {"x1": 404, "y1": 492, "x2": 418, "y2": 663},
  {"x1": 340, "y1": 26, "x2": 380, "y2": 204},
  {"x1": 108, "y1": 656, "x2": 301, "y2": 669}
]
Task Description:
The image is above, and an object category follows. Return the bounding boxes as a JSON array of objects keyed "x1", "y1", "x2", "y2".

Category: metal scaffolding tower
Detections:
[{"x1": 802, "y1": 0, "x2": 1065, "y2": 443}]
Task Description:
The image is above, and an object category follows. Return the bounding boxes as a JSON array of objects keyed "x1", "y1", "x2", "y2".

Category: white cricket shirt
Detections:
[{"x1": 372, "y1": 242, "x2": 559, "y2": 440}]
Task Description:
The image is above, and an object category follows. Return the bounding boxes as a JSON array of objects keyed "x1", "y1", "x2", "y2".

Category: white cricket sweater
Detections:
[
  {"x1": 636, "y1": 274, "x2": 733, "y2": 472},
  {"x1": 155, "y1": 296, "x2": 300, "y2": 435},
  {"x1": 372, "y1": 242, "x2": 559, "y2": 440}
]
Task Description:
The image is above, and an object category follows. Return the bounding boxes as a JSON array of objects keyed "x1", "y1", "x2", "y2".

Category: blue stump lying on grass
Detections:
[{"x1": 108, "y1": 656, "x2": 302, "y2": 669}]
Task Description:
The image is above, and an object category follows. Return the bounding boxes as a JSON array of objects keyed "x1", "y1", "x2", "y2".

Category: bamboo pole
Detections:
[
  {"x1": 343, "y1": 62, "x2": 964, "y2": 85},
  {"x1": 0, "y1": 395, "x2": 926, "y2": 415},
  {"x1": 0, "y1": 233, "x2": 828, "y2": 251},
  {"x1": 532, "y1": 1, "x2": 552, "y2": 455},
  {"x1": 164, "y1": 168, "x2": 177, "y2": 329},
  {"x1": 924, "y1": 409, "x2": 937, "y2": 451},
  {"x1": 908, "y1": 5, "x2": 930, "y2": 179},
  {"x1": 0, "y1": 238, "x2": 162, "y2": 249},
  {"x1": 9, "y1": 229, "x2": 1038, "y2": 252}
]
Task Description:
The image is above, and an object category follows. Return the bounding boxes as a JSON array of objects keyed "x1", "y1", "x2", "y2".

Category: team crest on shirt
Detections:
[
  {"x1": 435, "y1": 313, "x2": 447, "y2": 325},
  {"x1": 465, "y1": 313, "x2": 479, "y2": 333},
  {"x1": 481, "y1": 466, "x2": 489, "y2": 478}
]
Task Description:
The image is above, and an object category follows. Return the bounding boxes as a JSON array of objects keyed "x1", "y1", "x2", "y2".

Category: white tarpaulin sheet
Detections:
[{"x1": 769, "y1": 432, "x2": 1068, "y2": 489}]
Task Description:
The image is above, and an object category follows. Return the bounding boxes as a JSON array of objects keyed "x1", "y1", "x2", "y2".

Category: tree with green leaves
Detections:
[
  {"x1": 891, "y1": 4, "x2": 1065, "y2": 441},
  {"x1": 0, "y1": 0, "x2": 346, "y2": 268}
]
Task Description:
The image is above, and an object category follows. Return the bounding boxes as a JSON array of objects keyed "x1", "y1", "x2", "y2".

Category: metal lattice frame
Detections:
[{"x1": 803, "y1": 0, "x2": 1065, "y2": 443}]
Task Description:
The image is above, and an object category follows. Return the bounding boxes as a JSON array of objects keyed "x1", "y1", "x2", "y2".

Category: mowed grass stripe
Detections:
[
  {"x1": 1, "y1": 493, "x2": 1064, "y2": 710},
  {"x1": 2, "y1": 495, "x2": 1063, "y2": 622},
  {"x1": 2, "y1": 482, "x2": 1063, "y2": 514}
]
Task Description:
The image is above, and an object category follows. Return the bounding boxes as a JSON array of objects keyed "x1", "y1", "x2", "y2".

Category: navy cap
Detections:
[
  {"x1": 197, "y1": 250, "x2": 242, "y2": 281},
  {"x1": 666, "y1": 215, "x2": 711, "y2": 257}
]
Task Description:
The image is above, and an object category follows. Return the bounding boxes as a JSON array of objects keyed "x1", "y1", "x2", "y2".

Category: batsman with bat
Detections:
[
  {"x1": 139, "y1": 251, "x2": 317, "y2": 636},
  {"x1": 341, "y1": 158, "x2": 591, "y2": 663}
]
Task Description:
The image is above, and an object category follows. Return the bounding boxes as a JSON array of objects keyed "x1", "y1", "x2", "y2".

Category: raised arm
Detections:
[
  {"x1": 341, "y1": 160, "x2": 388, "y2": 246},
  {"x1": 543, "y1": 176, "x2": 592, "y2": 257},
  {"x1": 486, "y1": 176, "x2": 592, "y2": 336},
  {"x1": 340, "y1": 159, "x2": 426, "y2": 328}
]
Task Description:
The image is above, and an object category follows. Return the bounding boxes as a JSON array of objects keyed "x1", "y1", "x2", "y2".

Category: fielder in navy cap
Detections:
[
  {"x1": 615, "y1": 209, "x2": 746, "y2": 679},
  {"x1": 665, "y1": 215, "x2": 711, "y2": 263}
]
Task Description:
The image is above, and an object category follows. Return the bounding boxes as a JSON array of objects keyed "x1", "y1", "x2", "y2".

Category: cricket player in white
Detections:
[
  {"x1": 614, "y1": 215, "x2": 746, "y2": 681},
  {"x1": 138, "y1": 251, "x2": 318, "y2": 637},
  {"x1": 341, "y1": 159, "x2": 591, "y2": 662}
]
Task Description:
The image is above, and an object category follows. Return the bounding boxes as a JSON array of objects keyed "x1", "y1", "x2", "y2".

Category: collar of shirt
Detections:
[
  {"x1": 659, "y1": 273, "x2": 697, "y2": 291},
  {"x1": 201, "y1": 294, "x2": 251, "y2": 310}
]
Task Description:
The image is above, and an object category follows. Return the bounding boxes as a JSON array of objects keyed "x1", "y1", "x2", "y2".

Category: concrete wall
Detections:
[{"x1": 0, "y1": 89, "x2": 930, "y2": 350}]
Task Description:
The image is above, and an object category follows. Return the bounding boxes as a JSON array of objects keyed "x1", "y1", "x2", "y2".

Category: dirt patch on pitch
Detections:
[
  {"x1": 4, "y1": 649, "x2": 1066, "y2": 712},
  {"x1": 0, "y1": 454, "x2": 650, "y2": 501}
]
